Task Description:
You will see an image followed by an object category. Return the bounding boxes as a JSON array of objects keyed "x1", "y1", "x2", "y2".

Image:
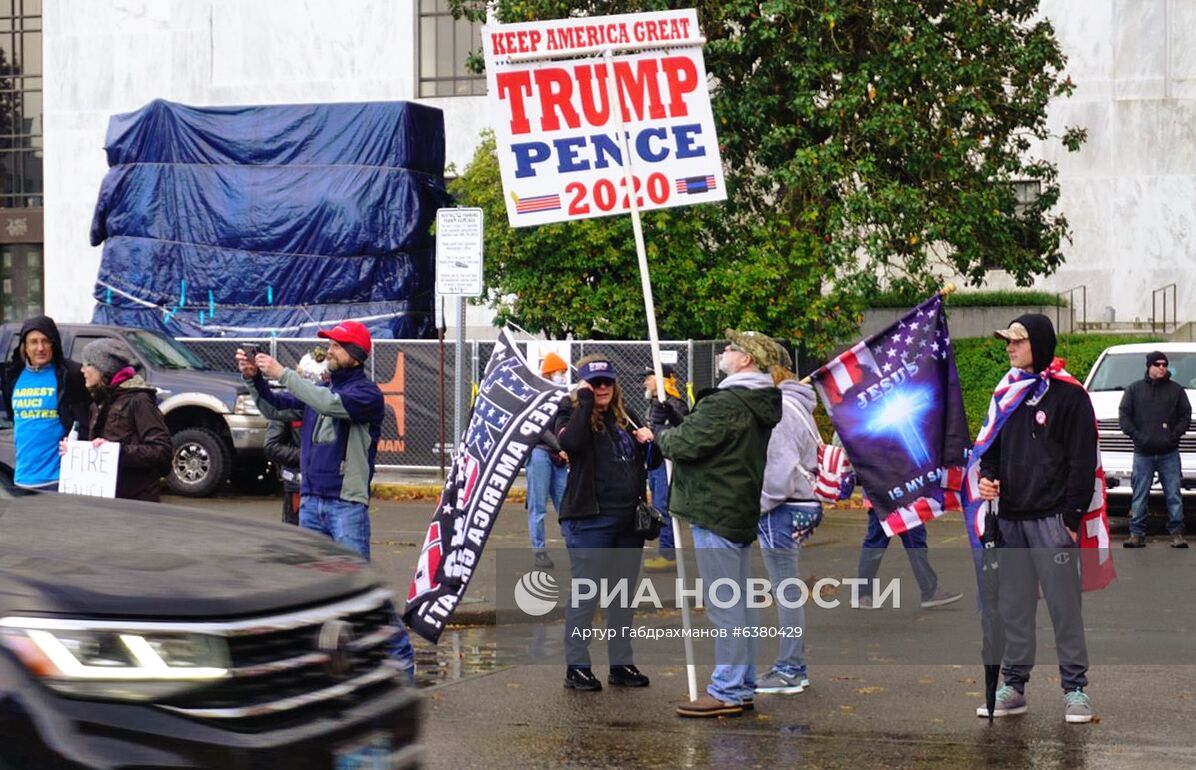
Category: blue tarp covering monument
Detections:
[{"x1": 89, "y1": 99, "x2": 450, "y2": 338}]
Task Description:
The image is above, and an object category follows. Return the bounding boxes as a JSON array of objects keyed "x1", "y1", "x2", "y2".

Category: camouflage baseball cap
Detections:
[{"x1": 725, "y1": 328, "x2": 780, "y2": 370}]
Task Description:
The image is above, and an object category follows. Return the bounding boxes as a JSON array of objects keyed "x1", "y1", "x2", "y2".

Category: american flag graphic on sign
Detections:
[
  {"x1": 675, "y1": 175, "x2": 717, "y2": 194},
  {"x1": 513, "y1": 192, "x2": 562, "y2": 213}
]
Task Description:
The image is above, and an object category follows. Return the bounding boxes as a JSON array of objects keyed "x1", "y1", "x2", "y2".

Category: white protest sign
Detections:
[
  {"x1": 483, "y1": 9, "x2": 725, "y2": 227},
  {"x1": 435, "y1": 208, "x2": 485, "y2": 297},
  {"x1": 58, "y1": 441, "x2": 120, "y2": 498}
]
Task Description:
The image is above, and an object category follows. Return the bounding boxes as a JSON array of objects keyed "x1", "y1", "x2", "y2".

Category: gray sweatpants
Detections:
[{"x1": 997, "y1": 515, "x2": 1089, "y2": 693}]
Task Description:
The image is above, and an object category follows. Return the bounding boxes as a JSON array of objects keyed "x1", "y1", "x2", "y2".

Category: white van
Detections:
[{"x1": 1083, "y1": 342, "x2": 1196, "y2": 513}]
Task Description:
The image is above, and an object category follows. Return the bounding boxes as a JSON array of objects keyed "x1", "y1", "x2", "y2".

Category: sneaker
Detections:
[
  {"x1": 1171, "y1": 534, "x2": 1189, "y2": 549},
  {"x1": 534, "y1": 550, "x2": 555, "y2": 569},
  {"x1": 564, "y1": 667, "x2": 602, "y2": 691},
  {"x1": 1064, "y1": 689, "x2": 1093, "y2": 724},
  {"x1": 741, "y1": 697, "x2": 754, "y2": 711},
  {"x1": 755, "y1": 668, "x2": 810, "y2": 694},
  {"x1": 608, "y1": 665, "x2": 650, "y2": 687},
  {"x1": 643, "y1": 555, "x2": 677, "y2": 572},
  {"x1": 855, "y1": 595, "x2": 880, "y2": 609},
  {"x1": 675, "y1": 694, "x2": 743, "y2": 718},
  {"x1": 921, "y1": 589, "x2": 964, "y2": 609},
  {"x1": 1123, "y1": 534, "x2": 1146, "y2": 548},
  {"x1": 975, "y1": 685, "x2": 1027, "y2": 718}
]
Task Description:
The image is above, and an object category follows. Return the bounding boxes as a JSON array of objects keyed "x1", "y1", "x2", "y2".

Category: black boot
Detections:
[
  {"x1": 608, "y1": 665, "x2": 650, "y2": 687},
  {"x1": 564, "y1": 667, "x2": 602, "y2": 691}
]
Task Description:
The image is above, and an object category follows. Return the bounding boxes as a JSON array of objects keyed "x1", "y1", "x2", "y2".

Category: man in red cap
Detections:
[
  {"x1": 235, "y1": 322, "x2": 417, "y2": 680},
  {"x1": 235, "y1": 320, "x2": 384, "y2": 557}
]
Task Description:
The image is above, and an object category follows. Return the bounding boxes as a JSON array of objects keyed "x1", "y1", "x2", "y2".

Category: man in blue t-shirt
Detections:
[{"x1": 2, "y1": 316, "x2": 91, "y2": 489}]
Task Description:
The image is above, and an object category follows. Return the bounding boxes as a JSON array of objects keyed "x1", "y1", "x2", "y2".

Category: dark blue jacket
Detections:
[{"x1": 249, "y1": 366, "x2": 383, "y2": 504}]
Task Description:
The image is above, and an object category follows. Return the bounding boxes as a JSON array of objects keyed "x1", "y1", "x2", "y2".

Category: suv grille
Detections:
[
  {"x1": 162, "y1": 588, "x2": 402, "y2": 732},
  {"x1": 1097, "y1": 419, "x2": 1196, "y2": 453}
]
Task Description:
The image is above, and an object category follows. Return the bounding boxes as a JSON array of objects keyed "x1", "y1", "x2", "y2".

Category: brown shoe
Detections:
[
  {"x1": 1123, "y1": 534, "x2": 1146, "y2": 548},
  {"x1": 676, "y1": 694, "x2": 744, "y2": 718}
]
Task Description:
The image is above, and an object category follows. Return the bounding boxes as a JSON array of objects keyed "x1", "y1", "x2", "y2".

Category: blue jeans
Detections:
[
  {"x1": 758, "y1": 504, "x2": 813, "y2": 678},
  {"x1": 561, "y1": 513, "x2": 644, "y2": 668},
  {"x1": 857, "y1": 508, "x2": 939, "y2": 601},
  {"x1": 299, "y1": 495, "x2": 414, "y2": 675},
  {"x1": 527, "y1": 447, "x2": 568, "y2": 550},
  {"x1": 691, "y1": 525, "x2": 756, "y2": 705},
  {"x1": 1130, "y1": 450, "x2": 1184, "y2": 536},
  {"x1": 648, "y1": 464, "x2": 675, "y2": 558},
  {"x1": 299, "y1": 495, "x2": 371, "y2": 559}
]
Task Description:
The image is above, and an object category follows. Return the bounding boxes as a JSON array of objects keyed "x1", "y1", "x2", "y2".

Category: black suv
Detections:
[
  {"x1": 0, "y1": 323, "x2": 269, "y2": 497},
  {"x1": 0, "y1": 467, "x2": 421, "y2": 768}
]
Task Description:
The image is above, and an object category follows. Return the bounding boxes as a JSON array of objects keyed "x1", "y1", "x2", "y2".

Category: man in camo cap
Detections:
[{"x1": 650, "y1": 328, "x2": 782, "y2": 718}]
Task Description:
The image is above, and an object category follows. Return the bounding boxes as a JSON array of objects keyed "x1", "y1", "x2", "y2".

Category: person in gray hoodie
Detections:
[{"x1": 754, "y1": 340, "x2": 819, "y2": 696}]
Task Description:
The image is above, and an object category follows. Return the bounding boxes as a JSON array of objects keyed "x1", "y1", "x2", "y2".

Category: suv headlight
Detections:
[
  {"x1": 0, "y1": 619, "x2": 229, "y2": 701},
  {"x1": 234, "y1": 394, "x2": 261, "y2": 416}
]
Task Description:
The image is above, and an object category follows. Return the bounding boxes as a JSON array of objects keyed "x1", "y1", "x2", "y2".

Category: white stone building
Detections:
[{"x1": 7, "y1": 0, "x2": 1193, "y2": 334}]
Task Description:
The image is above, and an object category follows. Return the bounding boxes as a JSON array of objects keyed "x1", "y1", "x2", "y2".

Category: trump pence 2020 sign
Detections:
[{"x1": 483, "y1": 9, "x2": 726, "y2": 227}]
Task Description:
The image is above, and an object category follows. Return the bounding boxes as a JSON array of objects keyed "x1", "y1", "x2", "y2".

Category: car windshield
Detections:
[
  {"x1": 122, "y1": 330, "x2": 209, "y2": 371},
  {"x1": 1087, "y1": 352, "x2": 1196, "y2": 392}
]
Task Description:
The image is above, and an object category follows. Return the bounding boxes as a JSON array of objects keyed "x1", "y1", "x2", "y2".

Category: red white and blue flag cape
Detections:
[
  {"x1": 812, "y1": 294, "x2": 971, "y2": 537},
  {"x1": 962, "y1": 358, "x2": 1116, "y2": 591}
]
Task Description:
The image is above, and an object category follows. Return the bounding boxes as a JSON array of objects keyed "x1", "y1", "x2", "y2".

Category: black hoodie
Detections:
[
  {"x1": 979, "y1": 313, "x2": 1098, "y2": 529},
  {"x1": 2, "y1": 316, "x2": 91, "y2": 439}
]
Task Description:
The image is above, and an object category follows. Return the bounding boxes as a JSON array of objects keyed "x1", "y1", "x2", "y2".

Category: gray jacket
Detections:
[{"x1": 760, "y1": 379, "x2": 820, "y2": 512}]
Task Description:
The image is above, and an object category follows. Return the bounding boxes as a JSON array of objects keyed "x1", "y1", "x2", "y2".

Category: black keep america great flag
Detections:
[{"x1": 403, "y1": 329, "x2": 565, "y2": 643}]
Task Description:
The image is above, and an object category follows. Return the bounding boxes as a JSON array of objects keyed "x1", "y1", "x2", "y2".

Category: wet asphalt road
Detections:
[{"x1": 164, "y1": 491, "x2": 1196, "y2": 769}]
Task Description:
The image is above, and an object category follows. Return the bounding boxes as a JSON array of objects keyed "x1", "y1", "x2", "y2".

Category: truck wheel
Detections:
[{"x1": 168, "y1": 428, "x2": 231, "y2": 497}]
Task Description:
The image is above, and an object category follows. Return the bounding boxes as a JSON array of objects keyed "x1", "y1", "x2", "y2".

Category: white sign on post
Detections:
[
  {"x1": 483, "y1": 9, "x2": 726, "y2": 227},
  {"x1": 435, "y1": 208, "x2": 485, "y2": 297},
  {"x1": 58, "y1": 441, "x2": 120, "y2": 498}
]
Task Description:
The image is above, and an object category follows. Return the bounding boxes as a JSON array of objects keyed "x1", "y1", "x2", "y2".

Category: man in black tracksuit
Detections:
[
  {"x1": 977, "y1": 313, "x2": 1097, "y2": 724},
  {"x1": 1119, "y1": 349, "x2": 1191, "y2": 548}
]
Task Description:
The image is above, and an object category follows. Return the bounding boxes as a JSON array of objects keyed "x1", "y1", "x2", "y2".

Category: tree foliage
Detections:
[{"x1": 448, "y1": 0, "x2": 1085, "y2": 353}]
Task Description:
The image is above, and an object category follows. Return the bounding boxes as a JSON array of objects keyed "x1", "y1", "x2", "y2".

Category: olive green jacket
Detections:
[{"x1": 657, "y1": 371, "x2": 781, "y2": 544}]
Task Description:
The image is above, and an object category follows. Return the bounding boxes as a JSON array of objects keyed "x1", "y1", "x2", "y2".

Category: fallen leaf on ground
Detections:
[{"x1": 855, "y1": 686, "x2": 887, "y2": 695}]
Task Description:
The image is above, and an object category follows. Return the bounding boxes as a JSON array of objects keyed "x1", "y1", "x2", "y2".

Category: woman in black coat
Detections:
[{"x1": 554, "y1": 355, "x2": 660, "y2": 692}]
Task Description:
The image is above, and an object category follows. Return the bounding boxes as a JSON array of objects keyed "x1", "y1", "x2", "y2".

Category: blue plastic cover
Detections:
[{"x1": 90, "y1": 99, "x2": 450, "y2": 338}]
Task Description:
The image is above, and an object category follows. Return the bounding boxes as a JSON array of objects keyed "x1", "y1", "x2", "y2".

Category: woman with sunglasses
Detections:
[{"x1": 554, "y1": 355, "x2": 660, "y2": 692}]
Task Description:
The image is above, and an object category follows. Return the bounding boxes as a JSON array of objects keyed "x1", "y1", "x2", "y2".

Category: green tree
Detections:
[{"x1": 450, "y1": 0, "x2": 1085, "y2": 354}]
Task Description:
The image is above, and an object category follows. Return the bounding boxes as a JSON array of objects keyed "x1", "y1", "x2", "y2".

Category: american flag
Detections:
[
  {"x1": 812, "y1": 294, "x2": 970, "y2": 536},
  {"x1": 675, "y1": 175, "x2": 717, "y2": 194},
  {"x1": 815, "y1": 341, "x2": 879, "y2": 413},
  {"x1": 513, "y1": 192, "x2": 561, "y2": 213}
]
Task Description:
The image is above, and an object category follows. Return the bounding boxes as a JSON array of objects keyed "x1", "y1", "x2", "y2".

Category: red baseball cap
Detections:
[{"x1": 318, "y1": 320, "x2": 372, "y2": 361}]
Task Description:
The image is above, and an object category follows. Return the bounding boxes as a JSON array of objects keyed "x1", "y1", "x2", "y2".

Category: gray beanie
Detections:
[{"x1": 81, "y1": 338, "x2": 137, "y2": 381}]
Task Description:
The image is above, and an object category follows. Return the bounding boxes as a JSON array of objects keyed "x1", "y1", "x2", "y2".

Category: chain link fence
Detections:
[{"x1": 177, "y1": 336, "x2": 813, "y2": 472}]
